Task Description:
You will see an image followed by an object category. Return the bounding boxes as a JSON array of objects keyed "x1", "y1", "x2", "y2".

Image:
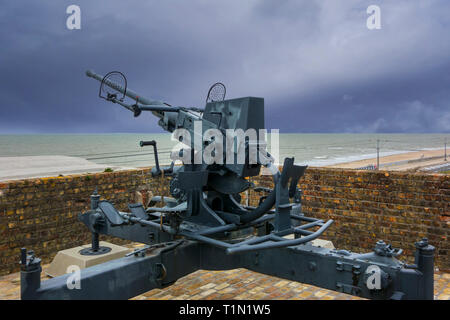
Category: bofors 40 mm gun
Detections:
[{"x1": 20, "y1": 70, "x2": 435, "y2": 300}]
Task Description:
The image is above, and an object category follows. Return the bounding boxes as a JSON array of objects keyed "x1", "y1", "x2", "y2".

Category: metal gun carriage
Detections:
[{"x1": 20, "y1": 70, "x2": 435, "y2": 300}]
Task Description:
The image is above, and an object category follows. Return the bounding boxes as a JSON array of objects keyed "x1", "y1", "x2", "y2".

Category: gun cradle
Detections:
[{"x1": 19, "y1": 70, "x2": 436, "y2": 300}]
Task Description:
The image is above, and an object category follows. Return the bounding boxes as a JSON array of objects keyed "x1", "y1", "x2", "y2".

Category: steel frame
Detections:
[
  {"x1": 21, "y1": 236, "x2": 435, "y2": 300},
  {"x1": 20, "y1": 198, "x2": 435, "y2": 300}
]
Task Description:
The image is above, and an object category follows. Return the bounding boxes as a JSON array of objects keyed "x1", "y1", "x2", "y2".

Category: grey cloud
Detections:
[
  {"x1": 0, "y1": 0, "x2": 449, "y2": 133},
  {"x1": 380, "y1": 101, "x2": 450, "y2": 132}
]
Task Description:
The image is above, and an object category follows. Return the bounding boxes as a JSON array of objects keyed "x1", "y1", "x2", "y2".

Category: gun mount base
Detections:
[
  {"x1": 79, "y1": 246, "x2": 112, "y2": 256},
  {"x1": 20, "y1": 237, "x2": 435, "y2": 300}
]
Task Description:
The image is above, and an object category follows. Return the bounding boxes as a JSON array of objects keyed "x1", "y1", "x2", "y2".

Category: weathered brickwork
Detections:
[
  {"x1": 248, "y1": 168, "x2": 449, "y2": 270},
  {"x1": 0, "y1": 169, "x2": 170, "y2": 275},
  {"x1": 0, "y1": 167, "x2": 448, "y2": 276}
]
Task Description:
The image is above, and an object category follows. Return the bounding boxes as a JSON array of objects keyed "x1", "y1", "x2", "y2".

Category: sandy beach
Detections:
[{"x1": 327, "y1": 148, "x2": 449, "y2": 171}]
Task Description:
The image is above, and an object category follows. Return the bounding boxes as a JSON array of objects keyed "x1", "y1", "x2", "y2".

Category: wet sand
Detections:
[
  {"x1": 327, "y1": 148, "x2": 448, "y2": 171},
  {"x1": 0, "y1": 155, "x2": 121, "y2": 181}
]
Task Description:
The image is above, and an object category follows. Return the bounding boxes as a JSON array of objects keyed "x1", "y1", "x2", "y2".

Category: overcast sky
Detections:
[{"x1": 0, "y1": 0, "x2": 449, "y2": 133}]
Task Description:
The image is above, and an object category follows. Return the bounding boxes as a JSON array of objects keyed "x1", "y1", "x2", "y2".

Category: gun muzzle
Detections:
[
  {"x1": 86, "y1": 69, "x2": 163, "y2": 106},
  {"x1": 86, "y1": 69, "x2": 187, "y2": 133}
]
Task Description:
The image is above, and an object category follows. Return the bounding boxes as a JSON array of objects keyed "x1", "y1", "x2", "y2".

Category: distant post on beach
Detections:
[
  {"x1": 445, "y1": 138, "x2": 447, "y2": 161},
  {"x1": 376, "y1": 139, "x2": 380, "y2": 170}
]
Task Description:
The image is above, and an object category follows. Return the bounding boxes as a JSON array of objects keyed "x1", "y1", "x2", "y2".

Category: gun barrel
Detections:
[{"x1": 86, "y1": 70, "x2": 163, "y2": 106}]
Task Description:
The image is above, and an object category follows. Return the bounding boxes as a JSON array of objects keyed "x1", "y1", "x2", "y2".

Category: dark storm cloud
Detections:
[{"x1": 0, "y1": 0, "x2": 449, "y2": 133}]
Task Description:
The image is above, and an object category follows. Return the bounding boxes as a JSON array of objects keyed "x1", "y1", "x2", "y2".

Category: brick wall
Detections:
[
  {"x1": 0, "y1": 167, "x2": 448, "y2": 276},
  {"x1": 248, "y1": 168, "x2": 449, "y2": 270},
  {"x1": 0, "y1": 169, "x2": 170, "y2": 275}
]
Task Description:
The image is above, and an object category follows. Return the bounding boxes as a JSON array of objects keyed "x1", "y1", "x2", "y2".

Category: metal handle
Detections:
[
  {"x1": 140, "y1": 140, "x2": 161, "y2": 176},
  {"x1": 140, "y1": 140, "x2": 156, "y2": 147}
]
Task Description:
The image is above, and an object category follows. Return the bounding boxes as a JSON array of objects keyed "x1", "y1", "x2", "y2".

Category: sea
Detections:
[{"x1": 0, "y1": 133, "x2": 448, "y2": 168}]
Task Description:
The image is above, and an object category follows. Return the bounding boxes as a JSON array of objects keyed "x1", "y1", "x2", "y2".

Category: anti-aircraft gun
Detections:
[{"x1": 20, "y1": 70, "x2": 435, "y2": 300}]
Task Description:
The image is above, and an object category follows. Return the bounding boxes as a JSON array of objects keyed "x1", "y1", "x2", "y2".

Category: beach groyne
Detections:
[{"x1": 0, "y1": 167, "x2": 448, "y2": 275}]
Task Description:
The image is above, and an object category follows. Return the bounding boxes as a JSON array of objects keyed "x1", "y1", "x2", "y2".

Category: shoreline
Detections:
[
  {"x1": 326, "y1": 148, "x2": 448, "y2": 171},
  {"x1": 0, "y1": 148, "x2": 448, "y2": 182}
]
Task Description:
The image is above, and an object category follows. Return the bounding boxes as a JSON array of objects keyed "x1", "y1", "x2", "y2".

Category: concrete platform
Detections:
[
  {"x1": 0, "y1": 155, "x2": 118, "y2": 181},
  {"x1": 45, "y1": 241, "x2": 132, "y2": 277},
  {"x1": 310, "y1": 239, "x2": 335, "y2": 249}
]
